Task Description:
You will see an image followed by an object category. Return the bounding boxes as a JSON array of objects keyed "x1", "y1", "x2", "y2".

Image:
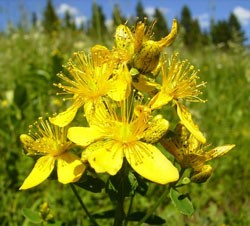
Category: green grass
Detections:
[{"x1": 0, "y1": 28, "x2": 249, "y2": 225}]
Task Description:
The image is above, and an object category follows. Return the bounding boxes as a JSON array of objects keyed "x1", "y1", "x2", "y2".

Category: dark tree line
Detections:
[{"x1": 22, "y1": 0, "x2": 247, "y2": 47}]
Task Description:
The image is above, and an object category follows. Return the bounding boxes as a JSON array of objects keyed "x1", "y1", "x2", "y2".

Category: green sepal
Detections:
[{"x1": 169, "y1": 188, "x2": 194, "y2": 216}]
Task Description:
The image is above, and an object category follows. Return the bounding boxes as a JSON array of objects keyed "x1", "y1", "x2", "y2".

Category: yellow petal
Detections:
[
  {"x1": 176, "y1": 102, "x2": 206, "y2": 144},
  {"x1": 67, "y1": 126, "x2": 103, "y2": 146},
  {"x1": 157, "y1": 19, "x2": 178, "y2": 49},
  {"x1": 108, "y1": 65, "x2": 131, "y2": 101},
  {"x1": 20, "y1": 134, "x2": 35, "y2": 154},
  {"x1": 49, "y1": 103, "x2": 80, "y2": 127},
  {"x1": 124, "y1": 141, "x2": 179, "y2": 184},
  {"x1": 149, "y1": 91, "x2": 172, "y2": 110},
  {"x1": 205, "y1": 144, "x2": 235, "y2": 161},
  {"x1": 133, "y1": 74, "x2": 160, "y2": 93},
  {"x1": 19, "y1": 155, "x2": 55, "y2": 190},
  {"x1": 85, "y1": 141, "x2": 124, "y2": 175},
  {"x1": 115, "y1": 24, "x2": 134, "y2": 54},
  {"x1": 57, "y1": 152, "x2": 86, "y2": 184}
]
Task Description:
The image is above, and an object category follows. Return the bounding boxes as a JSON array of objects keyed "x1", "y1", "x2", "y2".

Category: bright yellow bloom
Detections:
[
  {"x1": 67, "y1": 97, "x2": 179, "y2": 185},
  {"x1": 19, "y1": 117, "x2": 85, "y2": 190},
  {"x1": 114, "y1": 19, "x2": 177, "y2": 73},
  {"x1": 50, "y1": 45, "x2": 131, "y2": 127},
  {"x1": 149, "y1": 53, "x2": 206, "y2": 143},
  {"x1": 161, "y1": 124, "x2": 235, "y2": 182}
]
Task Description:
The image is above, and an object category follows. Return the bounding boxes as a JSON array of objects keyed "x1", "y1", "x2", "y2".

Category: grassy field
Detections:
[{"x1": 0, "y1": 27, "x2": 249, "y2": 226}]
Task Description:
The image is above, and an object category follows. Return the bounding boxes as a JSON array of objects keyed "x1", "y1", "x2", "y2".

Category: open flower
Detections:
[
  {"x1": 149, "y1": 53, "x2": 207, "y2": 143},
  {"x1": 160, "y1": 124, "x2": 235, "y2": 183},
  {"x1": 19, "y1": 117, "x2": 85, "y2": 190},
  {"x1": 50, "y1": 45, "x2": 131, "y2": 127},
  {"x1": 67, "y1": 97, "x2": 179, "y2": 185}
]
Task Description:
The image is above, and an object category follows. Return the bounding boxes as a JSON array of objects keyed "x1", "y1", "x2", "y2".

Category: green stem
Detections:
[
  {"x1": 124, "y1": 195, "x2": 135, "y2": 226},
  {"x1": 70, "y1": 184, "x2": 99, "y2": 226},
  {"x1": 136, "y1": 168, "x2": 186, "y2": 226},
  {"x1": 113, "y1": 195, "x2": 125, "y2": 226},
  {"x1": 135, "y1": 186, "x2": 170, "y2": 226}
]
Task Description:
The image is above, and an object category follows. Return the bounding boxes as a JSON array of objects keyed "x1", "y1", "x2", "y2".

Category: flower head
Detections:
[
  {"x1": 161, "y1": 124, "x2": 235, "y2": 182},
  {"x1": 50, "y1": 45, "x2": 131, "y2": 127},
  {"x1": 149, "y1": 53, "x2": 207, "y2": 143},
  {"x1": 67, "y1": 95, "x2": 179, "y2": 184},
  {"x1": 19, "y1": 117, "x2": 85, "y2": 190}
]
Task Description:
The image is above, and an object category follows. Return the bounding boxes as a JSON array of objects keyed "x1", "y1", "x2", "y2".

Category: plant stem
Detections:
[
  {"x1": 135, "y1": 168, "x2": 186, "y2": 226},
  {"x1": 124, "y1": 195, "x2": 135, "y2": 226},
  {"x1": 70, "y1": 184, "x2": 99, "y2": 226},
  {"x1": 135, "y1": 186, "x2": 170, "y2": 226}
]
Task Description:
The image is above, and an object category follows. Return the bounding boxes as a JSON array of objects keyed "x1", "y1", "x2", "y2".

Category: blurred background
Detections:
[{"x1": 0, "y1": 0, "x2": 249, "y2": 225}]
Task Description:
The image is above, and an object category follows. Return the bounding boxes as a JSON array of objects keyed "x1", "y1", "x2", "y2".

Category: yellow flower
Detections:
[
  {"x1": 149, "y1": 53, "x2": 207, "y2": 143},
  {"x1": 19, "y1": 117, "x2": 85, "y2": 190},
  {"x1": 67, "y1": 97, "x2": 179, "y2": 185},
  {"x1": 161, "y1": 124, "x2": 235, "y2": 182},
  {"x1": 50, "y1": 45, "x2": 131, "y2": 127},
  {"x1": 114, "y1": 19, "x2": 177, "y2": 73}
]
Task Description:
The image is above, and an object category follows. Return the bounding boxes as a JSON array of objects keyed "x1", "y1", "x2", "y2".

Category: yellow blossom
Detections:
[
  {"x1": 160, "y1": 124, "x2": 235, "y2": 182},
  {"x1": 19, "y1": 117, "x2": 85, "y2": 190},
  {"x1": 50, "y1": 45, "x2": 131, "y2": 127},
  {"x1": 67, "y1": 96, "x2": 179, "y2": 185},
  {"x1": 149, "y1": 53, "x2": 207, "y2": 143}
]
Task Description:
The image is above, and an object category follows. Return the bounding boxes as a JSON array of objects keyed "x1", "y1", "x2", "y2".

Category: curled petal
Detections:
[
  {"x1": 19, "y1": 156, "x2": 55, "y2": 190},
  {"x1": 157, "y1": 19, "x2": 178, "y2": 49},
  {"x1": 57, "y1": 152, "x2": 86, "y2": 184},
  {"x1": 176, "y1": 102, "x2": 206, "y2": 144},
  {"x1": 125, "y1": 141, "x2": 179, "y2": 184}
]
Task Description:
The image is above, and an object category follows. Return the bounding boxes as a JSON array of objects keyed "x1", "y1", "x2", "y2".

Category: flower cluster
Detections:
[{"x1": 20, "y1": 19, "x2": 235, "y2": 189}]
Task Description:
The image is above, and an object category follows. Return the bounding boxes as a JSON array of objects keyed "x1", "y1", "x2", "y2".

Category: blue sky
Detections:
[{"x1": 0, "y1": 0, "x2": 250, "y2": 41}]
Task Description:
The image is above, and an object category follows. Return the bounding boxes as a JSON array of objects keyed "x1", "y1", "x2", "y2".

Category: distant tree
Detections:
[
  {"x1": 63, "y1": 10, "x2": 76, "y2": 30},
  {"x1": 88, "y1": 2, "x2": 107, "y2": 41},
  {"x1": 228, "y1": 13, "x2": 245, "y2": 43},
  {"x1": 112, "y1": 4, "x2": 126, "y2": 27},
  {"x1": 42, "y1": 0, "x2": 60, "y2": 33},
  {"x1": 211, "y1": 20, "x2": 231, "y2": 46},
  {"x1": 180, "y1": 5, "x2": 203, "y2": 47},
  {"x1": 31, "y1": 12, "x2": 38, "y2": 28},
  {"x1": 135, "y1": 1, "x2": 148, "y2": 21},
  {"x1": 152, "y1": 8, "x2": 168, "y2": 40}
]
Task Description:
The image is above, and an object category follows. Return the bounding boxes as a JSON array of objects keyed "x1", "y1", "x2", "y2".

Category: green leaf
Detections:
[
  {"x1": 92, "y1": 209, "x2": 115, "y2": 219},
  {"x1": 127, "y1": 211, "x2": 166, "y2": 225},
  {"x1": 44, "y1": 221, "x2": 64, "y2": 226},
  {"x1": 169, "y1": 188, "x2": 194, "y2": 216},
  {"x1": 75, "y1": 174, "x2": 105, "y2": 193},
  {"x1": 22, "y1": 208, "x2": 42, "y2": 224}
]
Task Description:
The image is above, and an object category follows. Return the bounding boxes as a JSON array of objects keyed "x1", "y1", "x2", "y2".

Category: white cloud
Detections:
[
  {"x1": 145, "y1": 6, "x2": 155, "y2": 18},
  {"x1": 75, "y1": 16, "x2": 87, "y2": 26},
  {"x1": 196, "y1": 13, "x2": 210, "y2": 29},
  {"x1": 145, "y1": 6, "x2": 169, "y2": 18},
  {"x1": 57, "y1": 3, "x2": 78, "y2": 16},
  {"x1": 233, "y1": 6, "x2": 250, "y2": 26}
]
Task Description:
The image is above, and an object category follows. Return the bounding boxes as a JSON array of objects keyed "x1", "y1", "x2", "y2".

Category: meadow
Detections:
[{"x1": 0, "y1": 25, "x2": 250, "y2": 226}]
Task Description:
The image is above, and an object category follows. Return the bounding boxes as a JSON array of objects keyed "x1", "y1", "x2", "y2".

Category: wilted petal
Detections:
[
  {"x1": 125, "y1": 141, "x2": 179, "y2": 184},
  {"x1": 57, "y1": 152, "x2": 86, "y2": 184},
  {"x1": 85, "y1": 141, "x2": 124, "y2": 175},
  {"x1": 19, "y1": 155, "x2": 55, "y2": 190}
]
